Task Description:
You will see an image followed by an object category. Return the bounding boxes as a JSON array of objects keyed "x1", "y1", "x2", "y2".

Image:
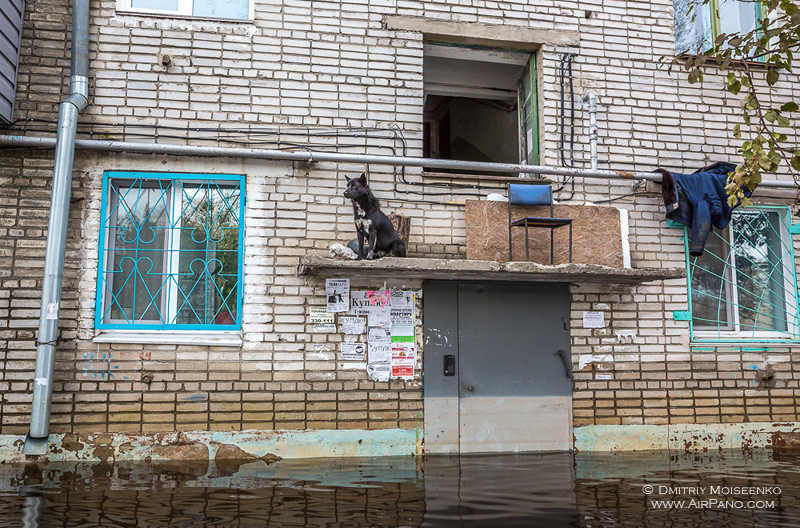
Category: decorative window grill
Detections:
[
  {"x1": 95, "y1": 172, "x2": 245, "y2": 330},
  {"x1": 687, "y1": 206, "x2": 800, "y2": 342}
]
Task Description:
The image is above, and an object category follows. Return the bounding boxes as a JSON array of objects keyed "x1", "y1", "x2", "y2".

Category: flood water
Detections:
[{"x1": 1, "y1": 450, "x2": 800, "y2": 527}]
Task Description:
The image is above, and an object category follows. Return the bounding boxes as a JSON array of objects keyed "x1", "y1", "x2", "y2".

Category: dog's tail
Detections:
[{"x1": 392, "y1": 240, "x2": 406, "y2": 258}]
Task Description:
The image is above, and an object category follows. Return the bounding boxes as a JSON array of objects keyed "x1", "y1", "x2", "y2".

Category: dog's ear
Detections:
[
  {"x1": 345, "y1": 175, "x2": 351, "y2": 182},
  {"x1": 358, "y1": 173, "x2": 367, "y2": 185}
]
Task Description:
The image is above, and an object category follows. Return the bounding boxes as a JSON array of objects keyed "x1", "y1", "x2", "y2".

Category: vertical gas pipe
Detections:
[
  {"x1": 582, "y1": 92, "x2": 599, "y2": 171},
  {"x1": 24, "y1": 0, "x2": 90, "y2": 455}
]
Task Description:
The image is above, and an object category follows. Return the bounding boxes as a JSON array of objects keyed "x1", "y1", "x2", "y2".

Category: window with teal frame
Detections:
[
  {"x1": 674, "y1": 0, "x2": 762, "y2": 57},
  {"x1": 686, "y1": 206, "x2": 800, "y2": 342},
  {"x1": 95, "y1": 172, "x2": 245, "y2": 330}
]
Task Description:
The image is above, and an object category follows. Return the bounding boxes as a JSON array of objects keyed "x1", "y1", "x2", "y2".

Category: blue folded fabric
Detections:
[{"x1": 659, "y1": 162, "x2": 753, "y2": 256}]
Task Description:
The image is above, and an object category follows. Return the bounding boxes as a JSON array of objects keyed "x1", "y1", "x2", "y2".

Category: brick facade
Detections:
[{"x1": 1, "y1": 0, "x2": 800, "y2": 445}]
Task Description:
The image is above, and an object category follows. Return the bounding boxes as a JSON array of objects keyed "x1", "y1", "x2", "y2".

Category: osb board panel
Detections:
[{"x1": 465, "y1": 200, "x2": 623, "y2": 267}]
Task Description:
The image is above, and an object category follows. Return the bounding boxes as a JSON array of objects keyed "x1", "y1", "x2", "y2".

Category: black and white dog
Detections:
[{"x1": 343, "y1": 173, "x2": 406, "y2": 260}]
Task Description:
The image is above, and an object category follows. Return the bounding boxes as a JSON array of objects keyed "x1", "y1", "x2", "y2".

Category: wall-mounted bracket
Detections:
[{"x1": 672, "y1": 310, "x2": 691, "y2": 321}]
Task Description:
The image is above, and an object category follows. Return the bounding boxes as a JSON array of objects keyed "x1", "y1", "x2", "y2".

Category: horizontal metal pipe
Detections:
[{"x1": 0, "y1": 133, "x2": 795, "y2": 189}]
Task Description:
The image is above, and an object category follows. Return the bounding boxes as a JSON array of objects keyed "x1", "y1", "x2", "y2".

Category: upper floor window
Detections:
[
  {"x1": 95, "y1": 172, "x2": 245, "y2": 331},
  {"x1": 688, "y1": 207, "x2": 799, "y2": 342},
  {"x1": 117, "y1": 0, "x2": 252, "y2": 20},
  {"x1": 422, "y1": 43, "x2": 538, "y2": 175},
  {"x1": 674, "y1": 0, "x2": 762, "y2": 55}
]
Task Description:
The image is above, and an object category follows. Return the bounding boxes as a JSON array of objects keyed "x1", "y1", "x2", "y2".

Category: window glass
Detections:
[
  {"x1": 192, "y1": 0, "x2": 249, "y2": 19},
  {"x1": 731, "y1": 211, "x2": 788, "y2": 332},
  {"x1": 719, "y1": 0, "x2": 759, "y2": 37},
  {"x1": 690, "y1": 228, "x2": 733, "y2": 330},
  {"x1": 130, "y1": 0, "x2": 178, "y2": 11}
]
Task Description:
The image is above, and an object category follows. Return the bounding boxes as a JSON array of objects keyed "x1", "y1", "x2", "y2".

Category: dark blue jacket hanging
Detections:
[{"x1": 658, "y1": 162, "x2": 754, "y2": 256}]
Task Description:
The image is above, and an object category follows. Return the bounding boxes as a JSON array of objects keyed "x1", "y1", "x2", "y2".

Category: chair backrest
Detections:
[{"x1": 508, "y1": 184, "x2": 552, "y2": 206}]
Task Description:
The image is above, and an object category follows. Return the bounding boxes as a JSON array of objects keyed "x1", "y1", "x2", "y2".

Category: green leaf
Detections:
[
  {"x1": 791, "y1": 155, "x2": 800, "y2": 172},
  {"x1": 728, "y1": 80, "x2": 742, "y2": 94},
  {"x1": 767, "y1": 69, "x2": 780, "y2": 85},
  {"x1": 781, "y1": 101, "x2": 799, "y2": 112},
  {"x1": 778, "y1": 114, "x2": 791, "y2": 127},
  {"x1": 765, "y1": 109, "x2": 778, "y2": 122},
  {"x1": 733, "y1": 124, "x2": 741, "y2": 139}
]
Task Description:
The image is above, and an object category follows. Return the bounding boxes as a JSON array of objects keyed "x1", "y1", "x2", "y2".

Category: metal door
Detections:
[{"x1": 423, "y1": 281, "x2": 572, "y2": 454}]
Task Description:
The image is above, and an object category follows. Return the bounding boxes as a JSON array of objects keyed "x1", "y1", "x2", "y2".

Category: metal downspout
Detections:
[{"x1": 23, "y1": 0, "x2": 90, "y2": 456}]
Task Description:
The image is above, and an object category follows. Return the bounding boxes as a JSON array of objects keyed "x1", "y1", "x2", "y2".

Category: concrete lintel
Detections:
[
  {"x1": 298, "y1": 256, "x2": 685, "y2": 285},
  {"x1": 384, "y1": 15, "x2": 580, "y2": 49}
]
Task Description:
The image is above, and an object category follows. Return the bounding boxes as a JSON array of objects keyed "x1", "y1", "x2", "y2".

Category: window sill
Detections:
[
  {"x1": 114, "y1": 9, "x2": 253, "y2": 24},
  {"x1": 93, "y1": 330, "x2": 243, "y2": 347},
  {"x1": 680, "y1": 54, "x2": 767, "y2": 69},
  {"x1": 690, "y1": 335, "x2": 799, "y2": 346},
  {"x1": 421, "y1": 171, "x2": 553, "y2": 185}
]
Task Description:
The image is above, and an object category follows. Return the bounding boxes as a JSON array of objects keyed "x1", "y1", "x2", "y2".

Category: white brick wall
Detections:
[{"x1": 3, "y1": 0, "x2": 800, "y2": 433}]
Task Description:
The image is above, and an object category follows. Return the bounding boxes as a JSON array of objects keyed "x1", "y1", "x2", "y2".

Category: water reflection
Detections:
[{"x1": 2, "y1": 450, "x2": 800, "y2": 527}]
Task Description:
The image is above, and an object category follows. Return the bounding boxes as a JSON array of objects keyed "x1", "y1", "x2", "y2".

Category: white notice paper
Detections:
[
  {"x1": 368, "y1": 304, "x2": 391, "y2": 329},
  {"x1": 341, "y1": 316, "x2": 365, "y2": 335},
  {"x1": 367, "y1": 363, "x2": 390, "y2": 382},
  {"x1": 368, "y1": 325, "x2": 391, "y2": 344},
  {"x1": 326, "y1": 279, "x2": 350, "y2": 313},
  {"x1": 369, "y1": 343, "x2": 391, "y2": 364},
  {"x1": 582, "y1": 311, "x2": 605, "y2": 328},
  {"x1": 313, "y1": 323, "x2": 336, "y2": 333},
  {"x1": 340, "y1": 342, "x2": 366, "y2": 361},
  {"x1": 309, "y1": 306, "x2": 334, "y2": 324},
  {"x1": 390, "y1": 307, "x2": 414, "y2": 326},
  {"x1": 351, "y1": 290, "x2": 391, "y2": 315},
  {"x1": 390, "y1": 290, "x2": 415, "y2": 308}
]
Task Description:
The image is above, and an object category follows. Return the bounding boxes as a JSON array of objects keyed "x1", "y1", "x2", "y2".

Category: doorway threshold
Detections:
[{"x1": 297, "y1": 256, "x2": 685, "y2": 284}]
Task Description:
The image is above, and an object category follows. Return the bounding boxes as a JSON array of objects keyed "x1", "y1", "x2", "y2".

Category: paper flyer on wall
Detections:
[
  {"x1": 368, "y1": 325, "x2": 391, "y2": 344},
  {"x1": 350, "y1": 290, "x2": 390, "y2": 315},
  {"x1": 340, "y1": 316, "x2": 365, "y2": 335},
  {"x1": 390, "y1": 342, "x2": 416, "y2": 379},
  {"x1": 368, "y1": 303, "x2": 391, "y2": 329},
  {"x1": 369, "y1": 343, "x2": 391, "y2": 364},
  {"x1": 390, "y1": 307, "x2": 414, "y2": 326},
  {"x1": 390, "y1": 359, "x2": 414, "y2": 379},
  {"x1": 390, "y1": 290, "x2": 414, "y2": 308},
  {"x1": 309, "y1": 306, "x2": 334, "y2": 324},
  {"x1": 313, "y1": 323, "x2": 336, "y2": 333},
  {"x1": 326, "y1": 279, "x2": 350, "y2": 313},
  {"x1": 367, "y1": 363, "x2": 390, "y2": 382},
  {"x1": 391, "y1": 343, "x2": 416, "y2": 361},
  {"x1": 340, "y1": 342, "x2": 366, "y2": 361},
  {"x1": 390, "y1": 325, "x2": 415, "y2": 343}
]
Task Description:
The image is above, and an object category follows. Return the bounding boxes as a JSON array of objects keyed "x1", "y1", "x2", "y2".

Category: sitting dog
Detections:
[{"x1": 343, "y1": 173, "x2": 406, "y2": 260}]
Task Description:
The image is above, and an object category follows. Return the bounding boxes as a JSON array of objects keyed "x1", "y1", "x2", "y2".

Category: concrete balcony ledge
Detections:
[{"x1": 297, "y1": 255, "x2": 686, "y2": 285}]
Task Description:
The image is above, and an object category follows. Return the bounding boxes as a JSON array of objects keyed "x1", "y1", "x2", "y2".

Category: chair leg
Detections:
[
  {"x1": 550, "y1": 228, "x2": 554, "y2": 265},
  {"x1": 569, "y1": 223, "x2": 573, "y2": 263},
  {"x1": 525, "y1": 219, "x2": 530, "y2": 262}
]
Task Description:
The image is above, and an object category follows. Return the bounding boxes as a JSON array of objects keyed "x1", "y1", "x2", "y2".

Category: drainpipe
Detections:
[
  {"x1": 581, "y1": 92, "x2": 598, "y2": 171},
  {"x1": 23, "y1": 0, "x2": 90, "y2": 456}
]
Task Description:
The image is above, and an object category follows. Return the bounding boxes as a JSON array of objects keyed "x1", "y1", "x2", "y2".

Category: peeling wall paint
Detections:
[
  {"x1": 0, "y1": 428, "x2": 419, "y2": 464},
  {"x1": 574, "y1": 422, "x2": 800, "y2": 453}
]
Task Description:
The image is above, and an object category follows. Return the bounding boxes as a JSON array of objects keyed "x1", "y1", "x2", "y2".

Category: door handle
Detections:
[{"x1": 554, "y1": 349, "x2": 573, "y2": 380}]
